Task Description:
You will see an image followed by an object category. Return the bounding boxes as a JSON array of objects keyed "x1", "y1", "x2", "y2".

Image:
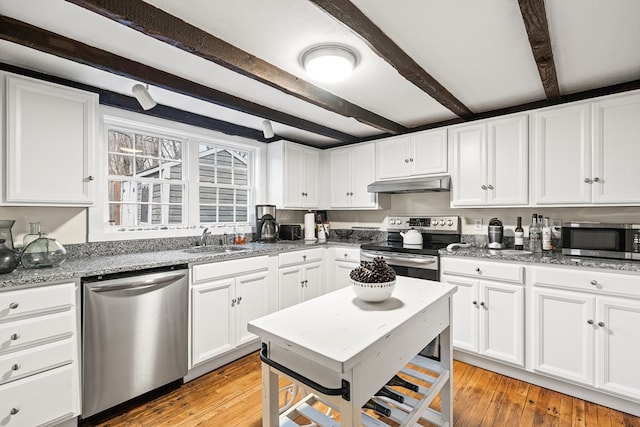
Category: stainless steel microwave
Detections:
[{"x1": 562, "y1": 222, "x2": 640, "y2": 261}]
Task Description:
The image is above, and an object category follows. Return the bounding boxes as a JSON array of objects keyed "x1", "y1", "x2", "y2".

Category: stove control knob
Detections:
[
  {"x1": 439, "y1": 219, "x2": 446, "y2": 225},
  {"x1": 447, "y1": 219, "x2": 453, "y2": 226}
]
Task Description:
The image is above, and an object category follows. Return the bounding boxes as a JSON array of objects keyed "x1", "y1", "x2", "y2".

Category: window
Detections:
[{"x1": 93, "y1": 111, "x2": 260, "y2": 240}]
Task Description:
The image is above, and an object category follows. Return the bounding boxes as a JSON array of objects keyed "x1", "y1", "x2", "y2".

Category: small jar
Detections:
[
  {"x1": 21, "y1": 233, "x2": 67, "y2": 268},
  {"x1": 0, "y1": 239, "x2": 20, "y2": 274}
]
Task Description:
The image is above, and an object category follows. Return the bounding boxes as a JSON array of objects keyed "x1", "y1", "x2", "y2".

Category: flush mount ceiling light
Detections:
[
  {"x1": 132, "y1": 83, "x2": 156, "y2": 110},
  {"x1": 302, "y1": 45, "x2": 357, "y2": 83},
  {"x1": 262, "y1": 120, "x2": 275, "y2": 139}
]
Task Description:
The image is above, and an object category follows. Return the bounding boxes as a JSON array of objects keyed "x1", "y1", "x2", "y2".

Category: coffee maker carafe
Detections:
[
  {"x1": 487, "y1": 218, "x2": 504, "y2": 249},
  {"x1": 256, "y1": 205, "x2": 278, "y2": 242}
]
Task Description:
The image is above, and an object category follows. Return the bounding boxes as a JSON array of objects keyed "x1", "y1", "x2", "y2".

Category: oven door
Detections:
[{"x1": 360, "y1": 249, "x2": 439, "y2": 281}]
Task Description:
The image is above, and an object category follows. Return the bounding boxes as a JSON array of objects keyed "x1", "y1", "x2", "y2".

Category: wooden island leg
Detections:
[
  {"x1": 262, "y1": 362, "x2": 280, "y2": 427},
  {"x1": 440, "y1": 326, "x2": 453, "y2": 426}
]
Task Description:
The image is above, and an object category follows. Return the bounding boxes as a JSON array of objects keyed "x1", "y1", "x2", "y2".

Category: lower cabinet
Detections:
[
  {"x1": 441, "y1": 258, "x2": 525, "y2": 367},
  {"x1": 530, "y1": 266, "x2": 640, "y2": 401},
  {"x1": 330, "y1": 247, "x2": 361, "y2": 291},
  {"x1": 0, "y1": 282, "x2": 80, "y2": 426},
  {"x1": 191, "y1": 256, "x2": 272, "y2": 367},
  {"x1": 278, "y1": 248, "x2": 324, "y2": 309}
]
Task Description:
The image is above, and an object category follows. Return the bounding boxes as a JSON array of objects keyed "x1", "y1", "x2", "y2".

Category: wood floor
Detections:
[{"x1": 87, "y1": 351, "x2": 639, "y2": 427}]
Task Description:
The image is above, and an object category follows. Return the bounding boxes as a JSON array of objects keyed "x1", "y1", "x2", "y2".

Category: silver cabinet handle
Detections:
[
  {"x1": 472, "y1": 301, "x2": 478, "y2": 306},
  {"x1": 231, "y1": 298, "x2": 237, "y2": 307},
  {"x1": 10, "y1": 333, "x2": 20, "y2": 341},
  {"x1": 481, "y1": 185, "x2": 487, "y2": 190},
  {"x1": 590, "y1": 280, "x2": 598, "y2": 286},
  {"x1": 9, "y1": 302, "x2": 19, "y2": 310},
  {"x1": 584, "y1": 178, "x2": 592, "y2": 183},
  {"x1": 598, "y1": 321, "x2": 605, "y2": 327},
  {"x1": 10, "y1": 408, "x2": 19, "y2": 415},
  {"x1": 409, "y1": 158, "x2": 414, "y2": 163},
  {"x1": 11, "y1": 364, "x2": 20, "y2": 371},
  {"x1": 88, "y1": 175, "x2": 95, "y2": 181},
  {"x1": 303, "y1": 255, "x2": 307, "y2": 261},
  {"x1": 237, "y1": 296, "x2": 242, "y2": 304},
  {"x1": 405, "y1": 158, "x2": 409, "y2": 163},
  {"x1": 594, "y1": 177, "x2": 601, "y2": 183},
  {"x1": 480, "y1": 302, "x2": 486, "y2": 307},
  {"x1": 587, "y1": 319, "x2": 594, "y2": 325},
  {"x1": 475, "y1": 267, "x2": 481, "y2": 274},
  {"x1": 487, "y1": 184, "x2": 494, "y2": 190}
]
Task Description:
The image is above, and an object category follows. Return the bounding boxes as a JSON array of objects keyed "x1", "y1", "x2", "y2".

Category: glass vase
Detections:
[
  {"x1": 0, "y1": 239, "x2": 20, "y2": 274},
  {"x1": 21, "y1": 232, "x2": 67, "y2": 268},
  {"x1": 23, "y1": 222, "x2": 42, "y2": 248}
]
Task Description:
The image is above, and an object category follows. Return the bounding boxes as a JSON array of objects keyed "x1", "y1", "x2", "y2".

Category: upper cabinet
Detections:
[
  {"x1": 328, "y1": 142, "x2": 379, "y2": 209},
  {"x1": 450, "y1": 114, "x2": 529, "y2": 207},
  {"x1": 2, "y1": 73, "x2": 97, "y2": 206},
  {"x1": 375, "y1": 128, "x2": 447, "y2": 180},
  {"x1": 267, "y1": 140, "x2": 319, "y2": 209},
  {"x1": 532, "y1": 91, "x2": 640, "y2": 206}
]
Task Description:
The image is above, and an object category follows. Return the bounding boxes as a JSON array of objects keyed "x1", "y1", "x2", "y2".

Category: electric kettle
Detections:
[{"x1": 260, "y1": 214, "x2": 279, "y2": 243}]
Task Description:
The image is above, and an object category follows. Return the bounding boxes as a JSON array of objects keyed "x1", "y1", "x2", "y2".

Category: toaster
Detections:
[{"x1": 279, "y1": 224, "x2": 302, "y2": 241}]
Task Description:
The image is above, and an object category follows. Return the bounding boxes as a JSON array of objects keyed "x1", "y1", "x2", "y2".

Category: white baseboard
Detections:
[{"x1": 184, "y1": 341, "x2": 261, "y2": 383}]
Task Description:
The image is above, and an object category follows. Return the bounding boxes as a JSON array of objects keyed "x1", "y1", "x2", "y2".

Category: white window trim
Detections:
[{"x1": 89, "y1": 106, "x2": 267, "y2": 242}]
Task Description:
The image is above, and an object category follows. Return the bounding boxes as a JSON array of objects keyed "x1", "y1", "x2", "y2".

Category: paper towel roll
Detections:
[{"x1": 304, "y1": 212, "x2": 316, "y2": 240}]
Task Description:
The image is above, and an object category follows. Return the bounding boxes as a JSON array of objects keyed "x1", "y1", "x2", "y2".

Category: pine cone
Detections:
[{"x1": 350, "y1": 257, "x2": 396, "y2": 283}]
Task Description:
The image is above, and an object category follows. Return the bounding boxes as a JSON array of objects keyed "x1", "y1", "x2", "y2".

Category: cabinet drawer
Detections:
[
  {"x1": 0, "y1": 311, "x2": 74, "y2": 354},
  {"x1": 0, "y1": 339, "x2": 74, "y2": 385},
  {"x1": 0, "y1": 282, "x2": 75, "y2": 321},
  {"x1": 333, "y1": 247, "x2": 360, "y2": 263},
  {"x1": 279, "y1": 248, "x2": 324, "y2": 267},
  {"x1": 531, "y1": 266, "x2": 640, "y2": 297},
  {"x1": 0, "y1": 364, "x2": 77, "y2": 426},
  {"x1": 192, "y1": 255, "x2": 268, "y2": 282},
  {"x1": 441, "y1": 258, "x2": 524, "y2": 284}
]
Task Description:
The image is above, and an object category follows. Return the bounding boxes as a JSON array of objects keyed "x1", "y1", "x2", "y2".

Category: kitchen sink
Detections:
[{"x1": 183, "y1": 245, "x2": 249, "y2": 254}]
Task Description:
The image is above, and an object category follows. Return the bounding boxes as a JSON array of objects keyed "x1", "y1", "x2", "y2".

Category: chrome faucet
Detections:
[{"x1": 200, "y1": 228, "x2": 211, "y2": 246}]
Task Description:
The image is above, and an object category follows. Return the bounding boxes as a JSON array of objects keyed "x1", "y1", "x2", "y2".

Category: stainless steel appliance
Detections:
[
  {"x1": 256, "y1": 204, "x2": 279, "y2": 242},
  {"x1": 487, "y1": 217, "x2": 505, "y2": 249},
  {"x1": 562, "y1": 222, "x2": 640, "y2": 260},
  {"x1": 81, "y1": 265, "x2": 188, "y2": 419},
  {"x1": 279, "y1": 224, "x2": 302, "y2": 241},
  {"x1": 361, "y1": 216, "x2": 461, "y2": 360}
]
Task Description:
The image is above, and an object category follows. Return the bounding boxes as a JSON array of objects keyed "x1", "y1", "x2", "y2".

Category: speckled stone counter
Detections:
[
  {"x1": 0, "y1": 239, "x2": 367, "y2": 289},
  {"x1": 440, "y1": 247, "x2": 640, "y2": 273}
]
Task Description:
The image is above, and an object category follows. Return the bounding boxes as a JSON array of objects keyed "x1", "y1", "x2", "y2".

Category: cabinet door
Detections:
[
  {"x1": 302, "y1": 149, "x2": 319, "y2": 207},
  {"x1": 596, "y1": 297, "x2": 640, "y2": 400},
  {"x1": 191, "y1": 279, "x2": 235, "y2": 365},
  {"x1": 235, "y1": 271, "x2": 270, "y2": 347},
  {"x1": 334, "y1": 260, "x2": 358, "y2": 291},
  {"x1": 329, "y1": 148, "x2": 351, "y2": 208},
  {"x1": 442, "y1": 274, "x2": 479, "y2": 353},
  {"x1": 376, "y1": 135, "x2": 411, "y2": 179},
  {"x1": 592, "y1": 93, "x2": 640, "y2": 204},
  {"x1": 479, "y1": 281, "x2": 524, "y2": 366},
  {"x1": 5, "y1": 74, "x2": 96, "y2": 205},
  {"x1": 278, "y1": 266, "x2": 305, "y2": 310},
  {"x1": 283, "y1": 144, "x2": 304, "y2": 208},
  {"x1": 411, "y1": 128, "x2": 448, "y2": 176},
  {"x1": 303, "y1": 262, "x2": 323, "y2": 302},
  {"x1": 532, "y1": 288, "x2": 595, "y2": 385},
  {"x1": 487, "y1": 115, "x2": 529, "y2": 206},
  {"x1": 532, "y1": 103, "x2": 592, "y2": 204},
  {"x1": 451, "y1": 123, "x2": 487, "y2": 206},
  {"x1": 349, "y1": 143, "x2": 377, "y2": 208}
]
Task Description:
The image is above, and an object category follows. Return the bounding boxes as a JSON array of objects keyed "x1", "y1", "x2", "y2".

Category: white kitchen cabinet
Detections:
[
  {"x1": 441, "y1": 257, "x2": 525, "y2": 367},
  {"x1": 329, "y1": 246, "x2": 360, "y2": 292},
  {"x1": 191, "y1": 256, "x2": 271, "y2": 366},
  {"x1": 0, "y1": 282, "x2": 80, "y2": 426},
  {"x1": 2, "y1": 72, "x2": 97, "y2": 206},
  {"x1": 329, "y1": 143, "x2": 378, "y2": 209},
  {"x1": 530, "y1": 265, "x2": 640, "y2": 401},
  {"x1": 450, "y1": 114, "x2": 528, "y2": 207},
  {"x1": 267, "y1": 140, "x2": 319, "y2": 208},
  {"x1": 375, "y1": 128, "x2": 447, "y2": 180},
  {"x1": 278, "y1": 248, "x2": 324, "y2": 309}
]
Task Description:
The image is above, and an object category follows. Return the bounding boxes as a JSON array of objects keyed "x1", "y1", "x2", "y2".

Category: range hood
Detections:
[{"x1": 367, "y1": 175, "x2": 450, "y2": 194}]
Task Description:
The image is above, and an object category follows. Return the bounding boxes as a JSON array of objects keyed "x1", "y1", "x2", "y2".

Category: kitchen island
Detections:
[{"x1": 248, "y1": 276, "x2": 457, "y2": 426}]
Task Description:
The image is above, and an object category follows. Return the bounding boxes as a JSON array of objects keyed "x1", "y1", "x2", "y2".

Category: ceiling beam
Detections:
[
  {"x1": 308, "y1": 0, "x2": 473, "y2": 119},
  {"x1": 518, "y1": 0, "x2": 561, "y2": 100},
  {"x1": 0, "y1": 15, "x2": 356, "y2": 143},
  {"x1": 64, "y1": 0, "x2": 407, "y2": 135}
]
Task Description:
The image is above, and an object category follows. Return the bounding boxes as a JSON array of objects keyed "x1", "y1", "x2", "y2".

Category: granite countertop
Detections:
[
  {"x1": 439, "y1": 247, "x2": 640, "y2": 273},
  {"x1": 0, "y1": 239, "x2": 366, "y2": 289}
]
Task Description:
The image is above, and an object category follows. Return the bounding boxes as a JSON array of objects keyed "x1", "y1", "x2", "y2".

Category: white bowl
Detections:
[{"x1": 351, "y1": 279, "x2": 396, "y2": 302}]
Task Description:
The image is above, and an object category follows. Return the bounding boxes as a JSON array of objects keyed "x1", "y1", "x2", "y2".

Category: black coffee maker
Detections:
[{"x1": 256, "y1": 205, "x2": 278, "y2": 242}]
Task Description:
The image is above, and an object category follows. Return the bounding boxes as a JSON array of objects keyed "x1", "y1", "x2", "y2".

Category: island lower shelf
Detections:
[{"x1": 278, "y1": 353, "x2": 451, "y2": 427}]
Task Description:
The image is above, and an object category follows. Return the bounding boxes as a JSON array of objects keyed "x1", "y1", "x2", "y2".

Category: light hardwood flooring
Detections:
[{"x1": 87, "y1": 351, "x2": 640, "y2": 427}]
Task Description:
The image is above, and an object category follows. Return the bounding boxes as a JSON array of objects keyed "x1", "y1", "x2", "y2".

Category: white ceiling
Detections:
[{"x1": 1, "y1": 0, "x2": 639, "y2": 148}]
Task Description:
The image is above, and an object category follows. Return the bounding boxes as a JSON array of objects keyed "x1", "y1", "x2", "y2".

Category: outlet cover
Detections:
[{"x1": 474, "y1": 219, "x2": 483, "y2": 230}]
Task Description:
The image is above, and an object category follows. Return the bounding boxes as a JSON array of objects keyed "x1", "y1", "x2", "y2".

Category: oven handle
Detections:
[
  {"x1": 385, "y1": 256, "x2": 436, "y2": 265},
  {"x1": 260, "y1": 343, "x2": 350, "y2": 401}
]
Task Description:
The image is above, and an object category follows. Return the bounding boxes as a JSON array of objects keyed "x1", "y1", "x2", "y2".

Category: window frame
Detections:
[{"x1": 89, "y1": 107, "x2": 263, "y2": 242}]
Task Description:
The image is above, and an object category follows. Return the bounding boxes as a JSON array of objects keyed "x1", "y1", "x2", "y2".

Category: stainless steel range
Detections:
[{"x1": 360, "y1": 216, "x2": 461, "y2": 282}]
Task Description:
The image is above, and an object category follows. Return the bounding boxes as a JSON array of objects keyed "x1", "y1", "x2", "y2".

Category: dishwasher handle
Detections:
[{"x1": 88, "y1": 272, "x2": 186, "y2": 293}]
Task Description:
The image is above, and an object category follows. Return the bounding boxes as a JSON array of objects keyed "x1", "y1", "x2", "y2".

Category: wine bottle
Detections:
[
  {"x1": 375, "y1": 386, "x2": 404, "y2": 403},
  {"x1": 542, "y1": 217, "x2": 551, "y2": 251},
  {"x1": 387, "y1": 374, "x2": 419, "y2": 392},
  {"x1": 514, "y1": 216, "x2": 524, "y2": 251},
  {"x1": 363, "y1": 399, "x2": 391, "y2": 417}
]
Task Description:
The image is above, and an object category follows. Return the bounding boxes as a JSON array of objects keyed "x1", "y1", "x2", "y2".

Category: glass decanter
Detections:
[{"x1": 21, "y1": 230, "x2": 67, "y2": 268}]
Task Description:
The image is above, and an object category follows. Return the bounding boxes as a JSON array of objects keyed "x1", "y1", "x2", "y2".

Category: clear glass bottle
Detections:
[
  {"x1": 21, "y1": 231, "x2": 67, "y2": 268},
  {"x1": 542, "y1": 217, "x2": 552, "y2": 251},
  {"x1": 529, "y1": 214, "x2": 541, "y2": 253},
  {"x1": 23, "y1": 222, "x2": 42, "y2": 248}
]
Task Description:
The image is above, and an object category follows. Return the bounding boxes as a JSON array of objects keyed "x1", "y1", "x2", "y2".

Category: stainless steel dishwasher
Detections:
[{"x1": 81, "y1": 264, "x2": 188, "y2": 419}]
